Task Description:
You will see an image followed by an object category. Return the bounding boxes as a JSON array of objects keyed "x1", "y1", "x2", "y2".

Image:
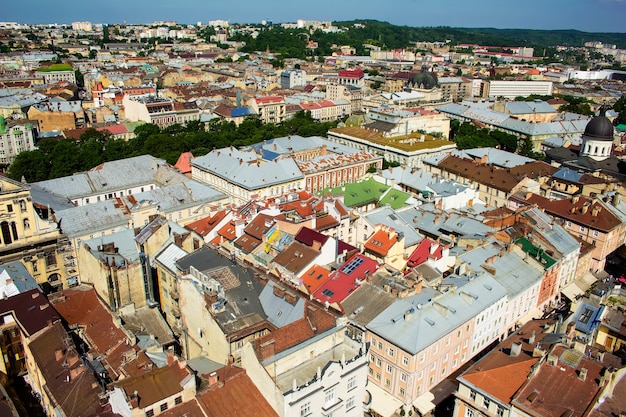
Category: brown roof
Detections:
[
  {"x1": 51, "y1": 287, "x2": 152, "y2": 379},
  {"x1": 512, "y1": 344, "x2": 605, "y2": 417},
  {"x1": 508, "y1": 161, "x2": 559, "y2": 179},
  {"x1": 28, "y1": 322, "x2": 104, "y2": 417},
  {"x1": 271, "y1": 241, "x2": 320, "y2": 274},
  {"x1": 197, "y1": 366, "x2": 278, "y2": 417},
  {"x1": 0, "y1": 289, "x2": 60, "y2": 337},
  {"x1": 436, "y1": 155, "x2": 524, "y2": 193},
  {"x1": 539, "y1": 195, "x2": 621, "y2": 232},
  {"x1": 253, "y1": 303, "x2": 335, "y2": 361},
  {"x1": 112, "y1": 361, "x2": 192, "y2": 409},
  {"x1": 460, "y1": 319, "x2": 557, "y2": 404}
]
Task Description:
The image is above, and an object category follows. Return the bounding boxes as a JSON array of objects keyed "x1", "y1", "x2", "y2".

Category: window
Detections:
[
  {"x1": 579, "y1": 225, "x2": 586, "y2": 232},
  {"x1": 6, "y1": 204, "x2": 12, "y2": 213},
  {"x1": 375, "y1": 372, "x2": 381, "y2": 381},
  {"x1": 325, "y1": 388, "x2": 335, "y2": 405},
  {"x1": 376, "y1": 358, "x2": 381, "y2": 366},
  {"x1": 483, "y1": 398, "x2": 490, "y2": 409},
  {"x1": 418, "y1": 371, "x2": 423, "y2": 380},
  {"x1": 346, "y1": 396, "x2": 355, "y2": 411},
  {"x1": 433, "y1": 345, "x2": 438, "y2": 354},
  {"x1": 400, "y1": 372, "x2": 407, "y2": 382},
  {"x1": 300, "y1": 402, "x2": 311, "y2": 417},
  {"x1": 399, "y1": 387, "x2": 405, "y2": 396},
  {"x1": 445, "y1": 337, "x2": 450, "y2": 346},
  {"x1": 146, "y1": 410, "x2": 154, "y2": 417},
  {"x1": 385, "y1": 378, "x2": 391, "y2": 387},
  {"x1": 160, "y1": 403, "x2": 168, "y2": 412},
  {"x1": 378, "y1": 341, "x2": 382, "y2": 350},
  {"x1": 497, "y1": 406, "x2": 504, "y2": 417},
  {"x1": 387, "y1": 348, "x2": 394, "y2": 357},
  {"x1": 419, "y1": 354, "x2": 425, "y2": 363},
  {"x1": 431, "y1": 362, "x2": 436, "y2": 370},
  {"x1": 386, "y1": 364, "x2": 392, "y2": 373},
  {"x1": 175, "y1": 396, "x2": 182, "y2": 405},
  {"x1": 348, "y1": 376, "x2": 357, "y2": 391},
  {"x1": 593, "y1": 230, "x2": 599, "y2": 238},
  {"x1": 465, "y1": 409, "x2": 474, "y2": 417},
  {"x1": 402, "y1": 356, "x2": 409, "y2": 366},
  {"x1": 469, "y1": 390, "x2": 476, "y2": 401}
]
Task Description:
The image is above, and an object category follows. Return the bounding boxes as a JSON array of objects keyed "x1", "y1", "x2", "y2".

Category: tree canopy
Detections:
[{"x1": 8, "y1": 112, "x2": 340, "y2": 183}]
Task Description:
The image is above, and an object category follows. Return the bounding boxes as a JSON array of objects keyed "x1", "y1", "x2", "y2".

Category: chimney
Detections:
[
  {"x1": 284, "y1": 291, "x2": 297, "y2": 305},
  {"x1": 259, "y1": 340, "x2": 276, "y2": 360},
  {"x1": 306, "y1": 305, "x2": 319, "y2": 332},
  {"x1": 592, "y1": 206, "x2": 600, "y2": 217},
  {"x1": 273, "y1": 284, "x2": 285, "y2": 299},
  {"x1": 208, "y1": 371, "x2": 219, "y2": 386},
  {"x1": 55, "y1": 349, "x2": 64, "y2": 361},
  {"x1": 578, "y1": 368, "x2": 588, "y2": 381},
  {"x1": 528, "y1": 330, "x2": 535, "y2": 344},
  {"x1": 510, "y1": 342, "x2": 522, "y2": 357}
]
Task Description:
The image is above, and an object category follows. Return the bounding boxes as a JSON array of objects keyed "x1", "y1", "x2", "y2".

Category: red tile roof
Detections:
[
  {"x1": 312, "y1": 253, "x2": 378, "y2": 306},
  {"x1": 217, "y1": 221, "x2": 237, "y2": 241},
  {"x1": 406, "y1": 239, "x2": 445, "y2": 268},
  {"x1": 197, "y1": 366, "x2": 278, "y2": 417},
  {"x1": 255, "y1": 96, "x2": 284, "y2": 104},
  {"x1": 186, "y1": 210, "x2": 226, "y2": 237},
  {"x1": 338, "y1": 67, "x2": 364, "y2": 79},
  {"x1": 295, "y1": 226, "x2": 329, "y2": 248},
  {"x1": 512, "y1": 344, "x2": 605, "y2": 417},
  {"x1": 97, "y1": 124, "x2": 128, "y2": 135},
  {"x1": 174, "y1": 151, "x2": 194, "y2": 174}
]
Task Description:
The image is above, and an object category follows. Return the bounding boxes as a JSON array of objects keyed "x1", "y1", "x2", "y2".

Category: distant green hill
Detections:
[{"x1": 235, "y1": 20, "x2": 626, "y2": 58}]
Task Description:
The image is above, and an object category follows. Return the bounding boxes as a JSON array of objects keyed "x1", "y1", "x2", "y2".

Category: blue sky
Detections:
[{"x1": 5, "y1": 0, "x2": 626, "y2": 33}]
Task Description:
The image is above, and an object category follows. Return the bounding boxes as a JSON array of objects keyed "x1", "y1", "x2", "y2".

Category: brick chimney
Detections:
[{"x1": 259, "y1": 340, "x2": 276, "y2": 360}]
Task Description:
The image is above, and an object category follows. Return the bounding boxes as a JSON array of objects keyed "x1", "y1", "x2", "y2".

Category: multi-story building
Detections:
[
  {"x1": 365, "y1": 272, "x2": 508, "y2": 416},
  {"x1": 0, "y1": 117, "x2": 36, "y2": 165},
  {"x1": 249, "y1": 96, "x2": 287, "y2": 124},
  {"x1": 338, "y1": 67, "x2": 365, "y2": 87},
  {"x1": 326, "y1": 83, "x2": 364, "y2": 112},
  {"x1": 27, "y1": 100, "x2": 84, "y2": 132},
  {"x1": 438, "y1": 77, "x2": 472, "y2": 102},
  {"x1": 35, "y1": 63, "x2": 77, "y2": 85},
  {"x1": 122, "y1": 95, "x2": 199, "y2": 128},
  {"x1": 480, "y1": 80, "x2": 553, "y2": 99},
  {"x1": 0, "y1": 176, "x2": 72, "y2": 292},
  {"x1": 242, "y1": 318, "x2": 369, "y2": 417},
  {"x1": 280, "y1": 69, "x2": 307, "y2": 89}
]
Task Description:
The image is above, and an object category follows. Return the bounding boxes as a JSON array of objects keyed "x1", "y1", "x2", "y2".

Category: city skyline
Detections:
[{"x1": 4, "y1": 0, "x2": 626, "y2": 33}]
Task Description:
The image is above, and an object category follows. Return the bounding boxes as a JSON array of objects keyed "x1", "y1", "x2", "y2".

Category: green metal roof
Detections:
[{"x1": 515, "y1": 237, "x2": 557, "y2": 269}]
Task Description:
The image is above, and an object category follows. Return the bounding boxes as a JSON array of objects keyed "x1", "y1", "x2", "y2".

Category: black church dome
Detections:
[{"x1": 583, "y1": 115, "x2": 614, "y2": 141}]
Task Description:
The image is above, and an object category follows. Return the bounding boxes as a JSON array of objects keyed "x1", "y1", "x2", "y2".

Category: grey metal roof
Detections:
[
  {"x1": 524, "y1": 208, "x2": 580, "y2": 256},
  {"x1": 459, "y1": 242, "x2": 543, "y2": 298},
  {"x1": 55, "y1": 199, "x2": 131, "y2": 238},
  {"x1": 192, "y1": 147, "x2": 304, "y2": 191},
  {"x1": 176, "y1": 246, "x2": 268, "y2": 334},
  {"x1": 32, "y1": 155, "x2": 188, "y2": 200},
  {"x1": 0, "y1": 261, "x2": 38, "y2": 295},
  {"x1": 259, "y1": 281, "x2": 305, "y2": 328},
  {"x1": 130, "y1": 181, "x2": 226, "y2": 213},
  {"x1": 452, "y1": 148, "x2": 533, "y2": 168},
  {"x1": 367, "y1": 273, "x2": 507, "y2": 355},
  {"x1": 154, "y1": 243, "x2": 188, "y2": 275},
  {"x1": 553, "y1": 167, "x2": 584, "y2": 182},
  {"x1": 363, "y1": 206, "x2": 424, "y2": 248},
  {"x1": 84, "y1": 228, "x2": 141, "y2": 264}
]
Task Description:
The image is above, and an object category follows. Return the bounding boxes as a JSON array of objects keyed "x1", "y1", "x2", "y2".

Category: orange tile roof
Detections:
[
  {"x1": 301, "y1": 265, "x2": 332, "y2": 294},
  {"x1": 186, "y1": 210, "x2": 226, "y2": 237},
  {"x1": 364, "y1": 229, "x2": 398, "y2": 256}
]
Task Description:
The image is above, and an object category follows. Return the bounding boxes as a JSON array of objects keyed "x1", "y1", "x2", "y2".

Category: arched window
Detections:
[
  {"x1": 1, "y1": 221, "x2": 11, "y2": 244},
  {"x1": 23, "y1": 219, "x2": 30, "y2": 230}
]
